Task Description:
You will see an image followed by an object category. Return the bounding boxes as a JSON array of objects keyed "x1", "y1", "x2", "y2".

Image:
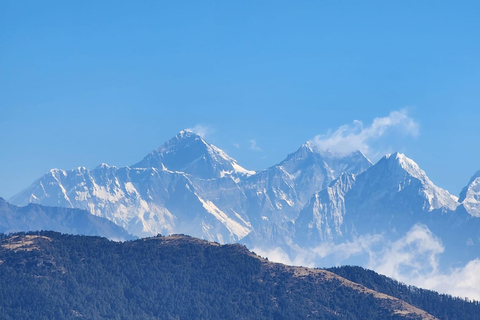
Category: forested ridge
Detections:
[
  {"x1": 0, "y1": 231, "x2": 466, "y2": 319},
  {"x1": 327, "y1": 266, "x2": 480, "y2": 320}
]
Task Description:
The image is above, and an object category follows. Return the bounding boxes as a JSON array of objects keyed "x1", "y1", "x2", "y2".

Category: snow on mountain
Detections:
[
  {"x1": 9, "y1": 131, "x2": 256, "y2": 242},
  {"x1": 10, "y1": 163, "x2": 252, "y2": 242},
  {"x1": 0, "y1": 197, "x2": 135, "y2": 241},
  {"x1": 282, "y1": 153, "x2": 480, "y2": 272},
  {"x1": 242, "y1": 142, "x2": 372, "y2": 224},
  {"x1": 293, "y1": 152, "x2": 461, "y2": 247},
  {"x1": 237, "y1": 142, "x2": 372, "y2": 249},
  {"x1": 132, "y1": 130, "x2": 254, "y2": 179},
  {"x1": 458, "y1": 170, "x2": 480, "y2": 217},
  {"x1": 294, "y1": 173, "x2": 356, "y2": 245},
  {"x1": 9, "y1": 130, "x2": 373, "y2": 244},
  {"x1": 349, "y1": 152, "x2": 459, "y2": 216}
]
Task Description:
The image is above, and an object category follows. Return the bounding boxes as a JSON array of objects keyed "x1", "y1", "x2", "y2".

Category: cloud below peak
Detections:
[{"x1": 312, "y1": 109, "x2": 419, "y2": 158}]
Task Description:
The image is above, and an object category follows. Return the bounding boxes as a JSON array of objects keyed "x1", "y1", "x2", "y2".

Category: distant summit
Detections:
[
  {"x1": 351, "y1": 152, "x2": 458, "y2": 213},
  {"x1": 458, "y1": 170, "x2": 480, "y2": 216},
  {"x1": 133, "y1": 129, "x2": 254, "y2": 179}
]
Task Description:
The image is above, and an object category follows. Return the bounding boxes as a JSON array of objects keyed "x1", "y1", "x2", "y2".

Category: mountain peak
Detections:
[
  {"x1": 379, "y1": 152, "x2": 442, "y2": 191},
  {"x1": 385, "y1": 152, "x2": 409, "y2": 163},
  {"x1": 301, "y1": 140, "x2": 319, "y2": 153},
  {"x1": 94, "y1": 163, "x2": 117, "y2": 171},
  {"x1": 382, "y1": 152, "x2": 425, "y2": 179},
  {"x1": 459, "y1": 169, "x2": 480, "y2": 216},
  {"x1": 132, "y1": 131, "x2": 253, "y2": 179},
  {"x1": 460, "y1": 170, "x2": 480, "y2": 199},
  {"x1": 177, "y1": 128, "x2": 203, "y2": 140},
  {"x1": 365, "y1": 152, "x2": 458, "y2": 212}
]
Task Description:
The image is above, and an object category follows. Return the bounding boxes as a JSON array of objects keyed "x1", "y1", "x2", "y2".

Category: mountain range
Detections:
[{"x1": 6, "y1": 129, "x2": 480, "y2": 272}]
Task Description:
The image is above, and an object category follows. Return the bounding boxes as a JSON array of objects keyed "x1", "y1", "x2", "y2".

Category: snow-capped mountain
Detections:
[
  {"x1": 9, "y1": 163, "x2": 251, "y2": 241},
  {"x1": 0, "y1": 197, "x2": 134, "y2": 240},
  {"x1": 234, "y1": 142, "x2": 371, "y2": 249},
  {"x1": 458, "y1": 170, "x2": 480, "y2": 217},
  {"x1": 290, "y1": 153, "x2": 480, "y2": 270},
  {"x1": 241, "y1": 142, "x2": 371, "y2": 224},
  {"x1": 9, "y1": 130, "x2": 372, "y2": 244},
  {"x1": 295, "y1": 153, "x2": 460, "y2": 243},
  {"x1": 133, "y1": 130, "x2": 255, "y2": 179},
  {"x1": 349, "y1": 152, "x2": 458, "y2": 213},
  {"x1": 294, "y1": 172, "x2": 356, "y2": 245},
  {"x1": 344, "y1": 152, "x2": 459, "y2": 234}
]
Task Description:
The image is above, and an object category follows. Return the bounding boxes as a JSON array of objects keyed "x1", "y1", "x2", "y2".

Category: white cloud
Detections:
[
  {"x1": 252, "y1": 234, "x2": 384, "y2": 269},
  {"x1": 312, "y1": 233, "x2": 384, "y2": 261},
  {"x1": 416, "y1": 259, "x2": 480, "y2": 300},
  {"x1": 369, "y1": 224, "x2": 444, "y2": 280},
  {"x1": 255, "y1": 224, "x2": 480, "y2": 300},
  {"x1": 249, "y1": 139, "x2": 263, "y2": 152},
  {"x1": 252, "y1": 247, "x2": 295, "y2": 266},
  {"x1": 187, "y1": 124, "x2": 212, "y2": 138},
  {"x1": 313, "y1": 109, "x2": 419, "y2": 157},
  {"x1": 369, "y1": 224, "x2": 480, "y2": 300}
]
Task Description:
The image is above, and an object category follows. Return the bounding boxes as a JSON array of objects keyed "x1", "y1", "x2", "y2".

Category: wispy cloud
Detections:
[
  {"x1": 253, "y1": 247, "x2": 296, "y2": 266},
  {"x1": 369, "y1": 224, "x2": 444, "y2": 280},
  {"x1": 187, "y1": 124, "x2": 213, "y2": 138},
  {"x1": 313, "y1": 109, "x2": 419, "y2": 158},
  {"x1": 249, "y1": 139, "x2": 263, "y2": 152},
  {"x1": 312, "y1": 233, "x2": 384, "y2": 261}
]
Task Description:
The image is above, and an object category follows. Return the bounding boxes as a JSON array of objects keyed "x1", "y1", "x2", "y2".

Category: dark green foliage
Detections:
[
  {"x1": 327, "y1": 266, "x2": 480, "y2": 320},
  {"x1": 0, "y1": 232, "x2": 440, "y2": 319}
]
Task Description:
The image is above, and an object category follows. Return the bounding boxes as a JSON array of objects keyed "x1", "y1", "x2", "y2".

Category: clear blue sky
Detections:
[{"x1": 1, "y1": 1, "x2": 479, "y2": 199}]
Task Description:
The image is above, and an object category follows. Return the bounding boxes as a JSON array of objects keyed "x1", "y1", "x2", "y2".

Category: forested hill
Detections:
[
  {"x1": 328, "y1": 266, "x2": 480, "y2": 320},
  {"x1": 0, "y1": 232, "x2": 452, "y2": 320}
]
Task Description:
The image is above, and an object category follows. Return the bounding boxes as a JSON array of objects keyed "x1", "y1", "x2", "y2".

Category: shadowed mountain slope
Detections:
[{"x1": 0, "y1": 198, "x2": 134, "y2": 241}]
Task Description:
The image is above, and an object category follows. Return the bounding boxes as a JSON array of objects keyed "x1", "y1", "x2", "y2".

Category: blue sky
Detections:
[{"x1": 1, "y1": 1, "x2": 479, "y2": 199}]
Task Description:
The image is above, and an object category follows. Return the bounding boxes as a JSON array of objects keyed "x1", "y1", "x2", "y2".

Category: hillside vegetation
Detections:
[{"x1": 0, "y1": 232, "x2": 458, "y2": 319}]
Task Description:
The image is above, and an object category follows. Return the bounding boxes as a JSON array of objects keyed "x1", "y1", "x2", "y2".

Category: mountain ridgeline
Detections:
[
  {"x1": 9, "y1": 130, "x2": 372, "y2": 242},
  {"x1": 7, "y1": 130, "x2": 480, "y2": 270},
  {"x1": 3, "y1": 231, "x2": 479, "y2": 320},
  {"x1": 0, "y1": 197, "x2": 135, "y2": 241}
]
